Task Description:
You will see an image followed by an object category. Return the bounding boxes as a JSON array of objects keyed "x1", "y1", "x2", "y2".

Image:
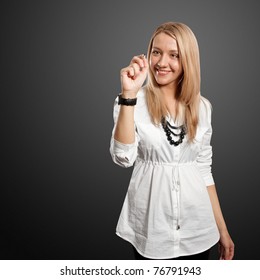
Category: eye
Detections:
[
  {"x1": 171, "y1": 53, "x2": 179, "y2": 59},
  {"x1": 152, "y1": 50, "x2": 160, "y2": 56}
]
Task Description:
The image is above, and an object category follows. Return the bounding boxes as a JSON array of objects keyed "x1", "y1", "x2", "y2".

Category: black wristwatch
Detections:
[{"x1": 118, "y1": 94, "x2": 137, "y2": 106}]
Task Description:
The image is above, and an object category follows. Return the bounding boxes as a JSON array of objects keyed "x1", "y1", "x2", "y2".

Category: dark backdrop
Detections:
[{"x1": 1, "y1": 0, "x2": 259, "y2": 259}]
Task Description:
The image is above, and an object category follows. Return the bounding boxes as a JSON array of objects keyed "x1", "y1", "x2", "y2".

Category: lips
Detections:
[{"x1": 156, "y1": 68, "x2": 171, "y2": 76}]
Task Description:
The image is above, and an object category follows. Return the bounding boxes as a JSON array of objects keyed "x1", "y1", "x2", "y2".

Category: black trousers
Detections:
[{"x1": 133, "y1": 246, "x2": 211, "y2": 260}]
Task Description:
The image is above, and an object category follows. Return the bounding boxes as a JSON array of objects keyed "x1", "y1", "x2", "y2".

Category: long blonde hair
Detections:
[{"x1": 146, "y1": 22, "x2": 201, "y2": 141}]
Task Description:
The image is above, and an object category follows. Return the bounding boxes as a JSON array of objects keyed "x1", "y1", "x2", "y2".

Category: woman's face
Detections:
[{"x1": 150, "y1": 32, "x2": 183, "y2": 89}]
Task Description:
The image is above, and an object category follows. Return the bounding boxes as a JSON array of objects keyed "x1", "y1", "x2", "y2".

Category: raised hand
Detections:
[{"x1": 120, "y1": 54, "x2": 148, "y2": 98}]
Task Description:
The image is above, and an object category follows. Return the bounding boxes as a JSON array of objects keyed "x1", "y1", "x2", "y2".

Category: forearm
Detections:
[
  {"x1": 207, "y1": 184, "x2": 235, "y2": 259},
  {"x1": 207, "y1": 185, "x2": 228, "y2": 234},
  {"x1": 114, "y1": 104, "x2": 136, "y2": 144}
]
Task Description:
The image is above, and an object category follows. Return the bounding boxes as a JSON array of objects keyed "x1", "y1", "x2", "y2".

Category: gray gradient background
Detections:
[{"x1": 1, "y1": 0, "x2": 259, "y2": 259}]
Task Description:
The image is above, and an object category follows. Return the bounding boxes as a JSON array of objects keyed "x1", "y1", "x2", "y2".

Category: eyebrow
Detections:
[{"x1": 152, "y1": 46, "x2": 179, "y2": 53}]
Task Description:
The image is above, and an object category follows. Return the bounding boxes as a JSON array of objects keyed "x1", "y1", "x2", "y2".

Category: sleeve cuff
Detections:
[
  {"x1": 204, "y1": 174, "x2": 215, "y2": 187},
  {"x1": 113, "y1": 138, "x2": 138, "y2": 153}
]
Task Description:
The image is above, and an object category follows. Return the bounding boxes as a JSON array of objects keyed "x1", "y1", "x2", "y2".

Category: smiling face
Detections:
[{"x1": 149, "y1": 32, "x2": 183, "y2": 91}]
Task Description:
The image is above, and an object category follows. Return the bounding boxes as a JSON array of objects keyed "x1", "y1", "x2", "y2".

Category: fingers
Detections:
[
  {"x1": 131, "y1": 54, "x2": 147, "y2": 70},
  {"x1": 128, "y1": 63, "x2": 140, "y2": 79},
  {"x1": 224, "y1": 245, "x2": 235, "y2": 260},
  {"x1": 121, "y1": 54, "x2": 147, "y2": 80},
  {"x1": 218, "y1": 242, "x2": 235, "y2": 260}
]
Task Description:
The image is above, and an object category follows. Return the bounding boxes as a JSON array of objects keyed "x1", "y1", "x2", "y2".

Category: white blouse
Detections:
[{"x1": 110, "y1": 88, "x2": 220, "y2": 259}]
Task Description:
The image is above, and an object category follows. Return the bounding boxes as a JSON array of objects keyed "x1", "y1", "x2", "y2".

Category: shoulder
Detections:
[
  {"x1": 200, "y1": 96, "x2": 212, "y2": 111},
  {"x1": 136, "y1": 87, "x2": 146, "y2": 105},
  {"x1": 199, "y1": 95, "x2": 213, "y2": 124},
  {"x1": 135, "y1": 87, "x2": 150, "y2": 121}
]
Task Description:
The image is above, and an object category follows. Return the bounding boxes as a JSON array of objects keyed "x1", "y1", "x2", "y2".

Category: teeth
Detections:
[
  {"x1": 157, "y1": 69, "x2": 170, "y2": 74},
  {"x1": 156, "y1": 68, "x2": 170, "y2": 72}
]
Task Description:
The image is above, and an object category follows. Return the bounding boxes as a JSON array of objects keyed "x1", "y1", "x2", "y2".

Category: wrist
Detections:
[
  {"x1": 121, "y1": 90, "x2": 138, "y2": 99},
  {"x1": 118, "y1": 94, "x2": 137, "y2": 106},
  {"x1": 218, "y1": 226, "x2": 229, "y2": 235}
]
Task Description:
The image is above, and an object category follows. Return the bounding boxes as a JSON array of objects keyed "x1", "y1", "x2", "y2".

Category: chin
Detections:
[{"x1": 156, "y1": 79, "x2": 175, "y2": 87}]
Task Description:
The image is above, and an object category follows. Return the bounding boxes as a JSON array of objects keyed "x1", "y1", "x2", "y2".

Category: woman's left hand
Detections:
[{"x1": 218, "y1": 230, "x2": 235, "y2": 260}]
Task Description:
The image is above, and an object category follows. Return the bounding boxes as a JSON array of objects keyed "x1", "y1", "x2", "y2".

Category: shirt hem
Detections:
[{"x1": 116, "y1": 230, "x2": 220, "y2": 260}]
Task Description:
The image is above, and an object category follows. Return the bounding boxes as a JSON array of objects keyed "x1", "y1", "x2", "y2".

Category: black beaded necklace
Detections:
[{"x1": 161, "y1": 117, "x2": 186, "y2": 146}]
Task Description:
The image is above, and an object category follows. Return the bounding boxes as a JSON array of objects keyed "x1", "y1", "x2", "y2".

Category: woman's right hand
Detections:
[{"x1": 120, "y1": 54, "x2": 148, "y2": 98}]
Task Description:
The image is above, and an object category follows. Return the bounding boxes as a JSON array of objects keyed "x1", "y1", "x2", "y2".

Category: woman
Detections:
[{"x1": 110, "y1": 22, "x2": 234, "y2": 260}]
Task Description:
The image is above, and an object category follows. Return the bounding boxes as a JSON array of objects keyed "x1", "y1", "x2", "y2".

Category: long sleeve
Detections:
[
  {"x1": 196, "y1": 98, "x2": 215, "y2": 186},
  {"x1": 110, "y1": 96, "x2": 139, "y2": 168}
]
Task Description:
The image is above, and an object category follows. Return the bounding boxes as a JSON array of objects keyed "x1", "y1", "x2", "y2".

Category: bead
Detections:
[{"x1": 161, "y1": 119, "x2": 186, "y2": 147}]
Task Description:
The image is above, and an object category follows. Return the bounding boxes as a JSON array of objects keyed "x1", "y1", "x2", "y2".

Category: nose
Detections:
[{"x1": 157, "y1": 54, "x2": 168, "y2": 67}]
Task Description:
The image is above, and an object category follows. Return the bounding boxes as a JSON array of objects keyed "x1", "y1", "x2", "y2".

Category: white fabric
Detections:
[{"x1": 110, "y1": 88, "x2": 220, "y2": 259}]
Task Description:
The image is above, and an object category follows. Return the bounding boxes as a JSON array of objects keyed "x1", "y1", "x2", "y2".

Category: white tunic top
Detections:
[{"x1": 110, "y1": 88, "x2": 220, "y2": 259}]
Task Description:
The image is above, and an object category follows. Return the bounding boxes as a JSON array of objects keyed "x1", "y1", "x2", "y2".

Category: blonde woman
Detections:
[{"x1": 110, "y1": 22, "x2": 234, "y2": 260}]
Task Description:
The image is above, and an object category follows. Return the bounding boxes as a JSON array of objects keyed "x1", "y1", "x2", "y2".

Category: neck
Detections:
[
  {"x1": 160, "y1": 87, "x2": 178, "y2": 118},
  {"x1": 160, "y1": 83, "x2": 177, "y2": 102},
  {"x1": 160, "y1": 84, "x2": 177, "y2": 107}
]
